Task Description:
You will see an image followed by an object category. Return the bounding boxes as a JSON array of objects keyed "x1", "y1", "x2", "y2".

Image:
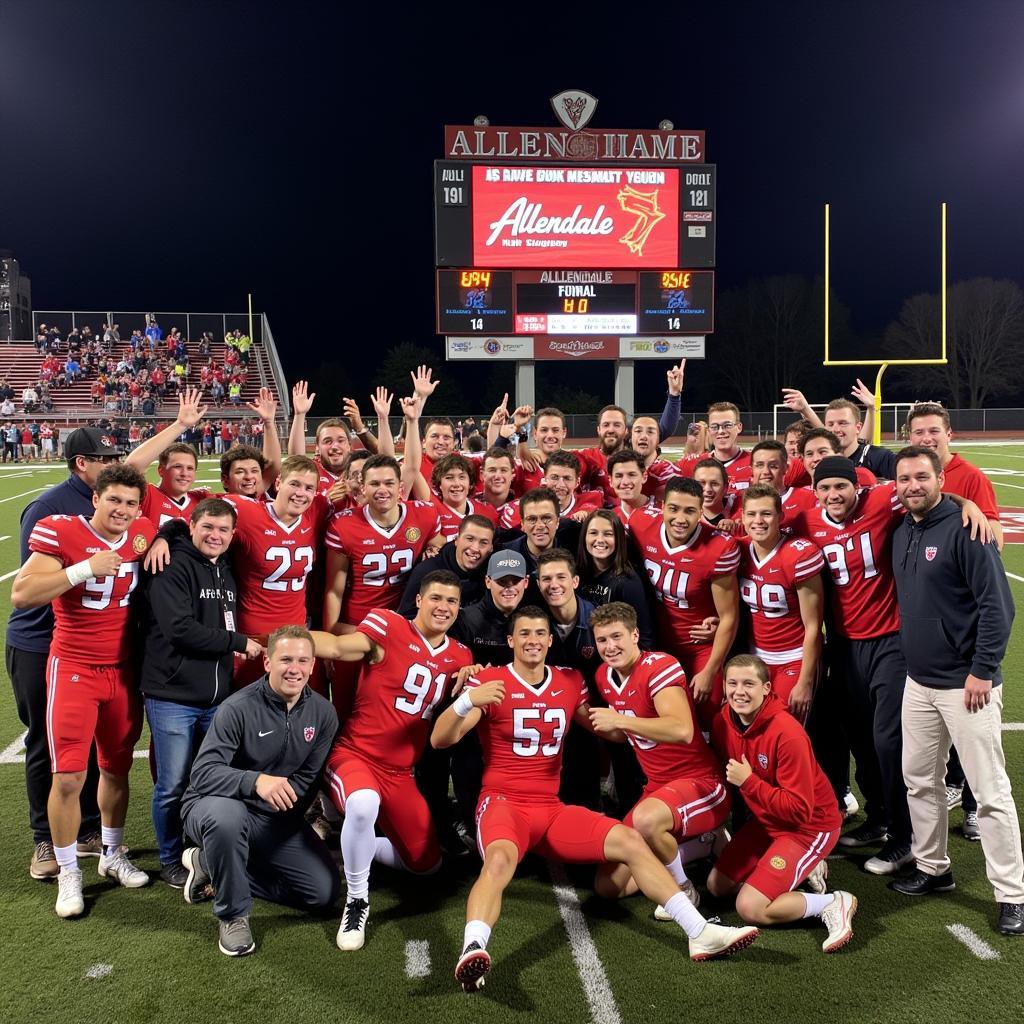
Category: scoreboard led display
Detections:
[{"x1": 436, "y1": 269, "x2": 714, "y2": 336}]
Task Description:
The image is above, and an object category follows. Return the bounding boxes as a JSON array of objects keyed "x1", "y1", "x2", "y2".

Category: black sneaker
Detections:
[
  {"x1": 889, "y1": 868, "x2": 955, "y2": 896},
  {"x1": 160, "y1": 861, "x2": 189, "y2": 889},
  {"x1": 838, "y1": 822, "x2": 888, "y2": 848},
  {"x1": 455, "y1": 941, "x2": 491, "y2": 992},
  {"x1": 864, "y1": 841, "x2": 914, "y2": 875},
  {"x1": 997, "y1": 903, "x2": 1024, "y2": 937},
  {"x1": 182, "y1": 847, "x2": 213, "y2": 904}
]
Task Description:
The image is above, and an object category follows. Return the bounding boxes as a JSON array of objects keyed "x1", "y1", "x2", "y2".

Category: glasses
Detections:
[
  {"x1": 708, "y1": 422, "x2": 738, "y2": 433},
  {"x1": 82, "y1": 455, "x2": 121, "y2": 464}
]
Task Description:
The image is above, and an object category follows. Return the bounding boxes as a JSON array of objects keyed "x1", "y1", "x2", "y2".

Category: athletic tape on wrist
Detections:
[
  {"x1": 65, "y1": 560, "x2": 94, "y2": 587},
  {"x1": 453, "y1": 691, "x2": 475, "y2": 718}
]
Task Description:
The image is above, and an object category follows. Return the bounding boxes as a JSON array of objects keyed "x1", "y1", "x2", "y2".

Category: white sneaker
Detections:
[
  {"x1": 821, "y1": 890, "x2": 857, "y2": 953},
  {"x1": 843, "y1": 790, "x2": 860, "y2": 817},
  {"x1": 654, "y1": 878, "x2": 701, "y2": 920},
  {"x1": 805, "y1": 859, "x2": 829, "y2": 894},
  {"x1": 55, "y1": 868, "x2": 84, "y2": 918},
  {"x1": 688, "y1": 921, "x2": 759, "y2": 961},
  {"x1": 946, "y1": 785, "x2": 964, "y2": 811},
  {"x1": 98, "y1": 849, "x2": 150, "y2": 888},
  {"x1": 337, "y1": 897, "x2": 369, "y2": 951}
]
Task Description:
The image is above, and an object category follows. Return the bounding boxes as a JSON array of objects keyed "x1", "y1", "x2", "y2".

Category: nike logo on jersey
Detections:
[
  {"x1": 627, "y1": 689, "x2": 636, "y2": 696},
  {"x1": 301, "y1": 528, "x2": 311, "y2": 535},
  {"x1": 258, "y1": 730, "x2": 275, "y2": 737},
  {"x1": 550, "y1": 690, "x2": 563, "y2": 697},
  {"x1": 769, "y1": 567, "x2": 781, "y2": 573}
]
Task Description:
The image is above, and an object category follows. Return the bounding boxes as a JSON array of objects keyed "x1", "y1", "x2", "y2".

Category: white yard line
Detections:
[
  {"x1": 0, "y1": 487, "x2": 47, "y2": 504},
  {"x1": 0, "y1": 731, "x2": 28, "y2": 764},
  {"x1": 0, "y1": 535, "x2": 10, "y2": 542},
  {"x1": 550, "y1": 864, "x2": 622, "y2": 1024},
  {"x1": 85, "y1": 963, "x2": 113, "y2": 979},
  {"x1": 945, "y1": 923, "x2": 1001, "y2": 960},
  {"x1": 404, "y1": 940, "x2": 431, "y2": 979},
  {"x1": 1005, "y1": 571, "x2": 1024, "y2": 583},
  {"x1": 0, "y1": 568, "x2": 19, "y2": 582},
  {"x1": 989, "y1": 483, "x2": 1024, "y2": 491}
]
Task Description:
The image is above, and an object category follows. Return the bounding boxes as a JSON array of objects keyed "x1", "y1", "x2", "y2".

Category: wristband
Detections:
[
  {"x1": 453, "y1": 691, "x2": 475, "y2": 718},
  {"x1": 65, "y1": 559, "x2": 94, "y2": 587}
]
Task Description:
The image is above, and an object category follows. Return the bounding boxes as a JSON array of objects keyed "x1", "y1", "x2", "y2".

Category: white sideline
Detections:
[
  {"x1": 1005, "y1": 571, "x2": 1024, "y2": 583},
  {"x1": 0, "y1": 568, "x2": 19, "y2": 582},
  {"x1": 550, "y1": 864, "x2": 622, "y2": 1024},
  {"x1": 85, "y1": 963, "x2": 113, "y2": 979},
  {"x1": 0, "y1": 487, "x2": 46, "y2": 504},
  {"x1": 945, "y1": 923, "x2": 1001, "y2": 960},
  {"x1": 404, "y1": 940, "x2": 431, "y2": 979}
]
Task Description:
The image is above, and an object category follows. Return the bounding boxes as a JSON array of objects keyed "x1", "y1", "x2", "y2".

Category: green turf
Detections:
[{"x1": 0, "y1": 451, "x2": 1022, "y2": 1024}]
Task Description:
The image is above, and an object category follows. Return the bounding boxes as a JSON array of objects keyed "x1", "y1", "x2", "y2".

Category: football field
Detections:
[{"x1": 0, "y1": 447, "x2": 1022, "y2": 1024}]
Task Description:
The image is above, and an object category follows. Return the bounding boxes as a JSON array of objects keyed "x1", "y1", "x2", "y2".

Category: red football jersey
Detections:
[
  {"x1": 595, "y1": 651, "x2": 722, "y2": 788},
  {"x1": 630, "y1": 509, "x2": 740, "y2": 648},
  {"x1": 790, "y1": 483, "x2": 903, "y2": 639},
  {"x1": 641, "y1": 458, "x2": 679, "y2": 496},
  {"x1": 336, "y1": 609, "x2": 474, "y2": 772},
  {"x1": 738, "y1": 536, "x2": 825, "y2": 660},
  {"x1": 574, "y1": 446, "x2": 616, "y2": 499},
  {"x1": 227, "y1": 495, "x2": 329, "y2": 635},
  {"x1": 472, "y1": 664, "x2": 588, "y2": 802},
  {"x1": 29, "y1": 514, "x2": 155, "y2": 664},
  {"x1": 500, "y1": 490, "x2": 604, "y2": 530},
  {"x1": 432, "y1": 495, "x2": 499, "y2": 542},
  {"x1": 315, "y1": 459, "x2": 340, "y2": 498},
  {"x1": 141, "y1": 483, "x2": 210, "y2": 526},
  {"x1": 325, "y1": 500, "x2": 441, "y2": 625},
  {"x1": 614, "y1": 497, "x2": 659, "y2": 529},
  {"x1": 942, "y1": 454, "x2": 998, "y2": 519},
  {"x1": 676, "y1": 450, "x2": 752, "y2": 492}
]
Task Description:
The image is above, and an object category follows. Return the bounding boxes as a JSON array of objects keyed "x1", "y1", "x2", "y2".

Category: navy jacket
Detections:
[{"x1": 893, "y1": 496, "x2": 1014, "y2": 688}]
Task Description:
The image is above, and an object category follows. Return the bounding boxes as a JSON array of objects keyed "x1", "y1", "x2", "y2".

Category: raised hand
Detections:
[
  {"x1": 400, "y1": 395, "x2": 420, "y2": 420},
  {"x1": 850, "y1": 378, "x2": 875, "y2": 407},
  {"x1": 177, "y1": 387, "x2": 208, "y2": 428},
  {"x1": 512, "y1": 404, "x2": 533, "y2": 429},
  {"x1": 780, "y1": 387, "x2": 809, "y2": 414},
  {"x1": 491, "y1": 393, "x2": 510, "y2": 426},
  {"x1": 292, "y1": 380, "x2": 315, "y2": 415},
  {"x1": 247, "y1": 387, "x2": 278, "y2": 421},
  {"x1": 411, "y1": 364, "x2": 439, "y2": 399},
  {"x1": 666, "y1": 360, "x2": 686, "y2": 396},
  {"x1": 368, "y1": 387, "x2": 393, "y2": 419},
  {"x1": 342, "y1": 397, "x2": 366, "y2": 433}
]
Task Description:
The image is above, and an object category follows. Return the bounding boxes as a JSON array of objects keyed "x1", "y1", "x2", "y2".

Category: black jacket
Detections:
[
  {"x1": 893, "y1": 496, "x2": 1014, "y2": 688},
  {"x1": 140, "y1": 530, "x2": 249, "y2": 706},
  {"x1": 181, "y1": 677, "x2": 338, "y2": 820},
  {"x1": 451, "y1": 595, "x2": 515, "y2": 665},
  {"x1": 578, "y1": 567, "x2": 656, "y2": 650},
  {"x1": 398, "y1": 540, "x2": 487, "y2": 617}
]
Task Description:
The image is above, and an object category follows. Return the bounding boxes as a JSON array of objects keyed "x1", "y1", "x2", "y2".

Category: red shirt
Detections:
[
  {"x1": 324, "y1": 500, "x2": 441, "y2": 625},
  {"x1": 29, "y1": 514, "x2": 155, "y2": 664},
  {"x1": 712, "y1": 695, "x2": 842, "y2": 839},
  {"x1": 471, "y1": 664, "x2": 588, "y2": 802},
  {"x1": 790, "y1": 483, "x2": 903, "y2": 639},
  {"x1": 432, "y1": 496, "x2": 499, "y2": 542},
  {"x1": 141, "y1": 483, "x2": 210, "y2": 527},
  {"x1": 942, "y1": 454, "x2": 997, "y2": 518},
  {"x1": 630, "y1": 509, "x2": 740, "y2": 649},
  {"x1": 738, "y1": 535, "x2": 824, "y2": 660},
  {"x1": 642, "y1": 458, "x2": 679, "y2": 496},
  {"x1": 594, "y1": 651, "x2": 722, "y2": 788},
  {"x1": 500, "y1": 490, "x2": 604, "y2": 530},
  {"x1": 227, "y1": 495, "x2": 330, "y2": 635},
  {"x1": 676, "y1": 449, "x2": 752, "y2": 492},
  {"x1": 786, "y1": 462, "x2": 877, "y2": 490},
  {"x1": 336, "y1": 609, "x2": 473, "y2": 772}
]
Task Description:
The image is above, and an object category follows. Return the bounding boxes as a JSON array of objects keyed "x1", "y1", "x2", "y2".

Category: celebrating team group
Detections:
[{"x1": 7, "y1": 361, "x2": 1022, "y2": 992}]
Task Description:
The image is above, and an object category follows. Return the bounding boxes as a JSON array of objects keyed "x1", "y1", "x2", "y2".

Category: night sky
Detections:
[{"x1": 3, "y1": 1, "x2": 1023, "y2": 410}]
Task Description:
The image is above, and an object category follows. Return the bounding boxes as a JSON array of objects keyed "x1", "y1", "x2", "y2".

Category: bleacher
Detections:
[{"x1": 0, "y1": 333, "x2": 279, "y2": 421}]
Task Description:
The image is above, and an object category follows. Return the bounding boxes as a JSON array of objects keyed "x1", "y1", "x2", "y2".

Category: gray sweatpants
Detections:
[{"x1": 183, "y1": 795, "x2": 341, "y2": 920}]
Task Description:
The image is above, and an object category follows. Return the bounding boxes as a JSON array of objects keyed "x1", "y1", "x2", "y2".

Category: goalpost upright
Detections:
[{"x1": 822, "y1": 202, "x2": 949, "y2": 445}]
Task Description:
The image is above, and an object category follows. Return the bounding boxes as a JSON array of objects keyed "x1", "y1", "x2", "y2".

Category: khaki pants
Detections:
[{"x1": 902, "y1": 677, "x2": 1024, "y2": 903}]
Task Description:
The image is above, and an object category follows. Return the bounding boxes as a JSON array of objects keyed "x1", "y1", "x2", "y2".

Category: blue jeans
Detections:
[{"x1": 145, "y1": 698, "x2": 218, "y2": 865}]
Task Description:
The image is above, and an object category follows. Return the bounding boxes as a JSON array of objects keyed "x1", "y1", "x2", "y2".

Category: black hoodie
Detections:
[
  {"x1": 140, "y1": 528, "x2": 249, "y2": 706},
  {"x1": 893, "y1": 495, "x2": 1014, "y2": 688}
]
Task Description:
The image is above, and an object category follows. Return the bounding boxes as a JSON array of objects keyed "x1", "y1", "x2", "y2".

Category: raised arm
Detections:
[
  {"x1": 400, "y1": 395, "x2": 431, "y2": 501},
  {"x1": 343, "y1": 396, "x2": 379, "y2": 454},
  {"x1": 125, "y1": 387, "x2": 207, "y2": 471},
  {"x1": 780, "y1": 387, "x2": 823, "y2": 430},
  {"x1": 367, "y1": 388, "x2": 394, "y2": 459},
  {"x1": 287, "y1": 380, "x2": 315, "y2": 457},
  {"x1": 247, "y1": 387, "x2": 282, "y2": 486},
  {"x1": 660, "y1": 360, "x2": 684, "y2": 440}
]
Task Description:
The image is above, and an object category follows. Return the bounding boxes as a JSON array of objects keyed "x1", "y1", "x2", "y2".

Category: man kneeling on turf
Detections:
[
  {"x1": 707, "y1": 654, "x2": 856, "y2": 953},
  {"x1": 588, "y1": 603, "x2": 730, "y2": 918},
  {"x1": 179, "y1": 626, "x2": 340, "y2": 956},
  {"x1": 431, "y1": 607, "x2": 758, "y2": 993}
]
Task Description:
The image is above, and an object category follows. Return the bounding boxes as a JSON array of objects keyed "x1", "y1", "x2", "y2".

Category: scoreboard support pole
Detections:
[
  {"x1": 516, "y1": 360, "x2": 536, "y2": 410},
  {"x1": 615, "y1": 360, "x2": 634, "y2": 413}
]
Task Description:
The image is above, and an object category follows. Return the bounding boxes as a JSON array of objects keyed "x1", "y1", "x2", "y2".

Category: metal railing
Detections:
[{"x1": 30, "y1": 310, "x2": 265, "y2": 345}]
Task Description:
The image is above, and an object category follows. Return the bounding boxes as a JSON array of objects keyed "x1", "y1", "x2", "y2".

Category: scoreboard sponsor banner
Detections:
[
  {"x1": 445, "y1": 336, "x2": 534, "y2": 360},
  {"x1": 533, "y1": 336, "x2": 618, "y2": 360},
  {"x1": 619, "y1": 336, "x2": 706, "y2": 359}
]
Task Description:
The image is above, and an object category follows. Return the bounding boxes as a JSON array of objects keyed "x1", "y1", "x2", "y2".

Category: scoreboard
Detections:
[
  {"x1": 436, "y1": 268, "x2": 714, "y2": 335},
  {"x1": 434, "y1": 160, "x2": 717, "y2": 338}
]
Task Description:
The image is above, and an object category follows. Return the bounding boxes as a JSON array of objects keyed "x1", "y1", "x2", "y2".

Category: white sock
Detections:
[
  {"x1": 463, "y1": 919, "x2": 491, "y2": 951},
  {"x1": 54, "y1": 842, "x2": 78, "y2": 874},
  {"x1": 665, "y1": 851, "x2": 689, "y2": 886},
  {"x1": 101, "y1": 825, "x2": 124, "y2": 857},
  {"x1": 373, "y1": 836, "x2": 408, "y2": 871},
  {"x1": 662, "y1": 891, "x2": 707, "y2": 939},
  {"x1": 340, "y1": 789, "x2": 380, "y2": 901},
  {"x1": 802, "y1": 892, "x2": 835, "y2": 919}
]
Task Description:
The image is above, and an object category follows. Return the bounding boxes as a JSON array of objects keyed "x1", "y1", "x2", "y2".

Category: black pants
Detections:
[
  {"x1": 946, "y1": 746, "x2": 978, "y2": 813},
  {"x1": 807, "y1": 653, "x2": 852, "y2": 810},
  {"x1": 829, "y1": 632, "x2": 912, "y2": 844},
  {"x1": 6, "y1": 644, "x2": 101, "y2": 843},
  {"x1": 183, "y1": 796, "x2": 340, "y2": 921},
  {"x1": 415, "y1": 732, "x2": 484, "y2": 833}
]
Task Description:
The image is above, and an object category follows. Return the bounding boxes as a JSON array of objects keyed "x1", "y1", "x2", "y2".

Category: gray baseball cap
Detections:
[{"x1": 486, "y1": 550, "x2": 529, "y2": 580}]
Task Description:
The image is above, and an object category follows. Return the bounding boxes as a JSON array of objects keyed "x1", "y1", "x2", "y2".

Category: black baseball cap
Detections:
[{"x1": 64, "y1": 427, "x2": 125, "y2": 459}]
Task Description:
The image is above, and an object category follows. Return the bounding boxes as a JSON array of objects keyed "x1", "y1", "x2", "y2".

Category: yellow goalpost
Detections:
[{"x1": 822, "y1": 202, "x2": 949, "y2": 445}]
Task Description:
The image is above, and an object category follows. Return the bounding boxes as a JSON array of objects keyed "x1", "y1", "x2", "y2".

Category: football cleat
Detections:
[
  {"x1": 689, "y1": 922, "x2": 759, "y2": 961},
  {"x1": 804, "y1": 859, "x2": 829, "y2": 894},
  {"x1": 98, "y1": 849, "x2": 149, "y2": 888},
  {"x1": 654, "y1": 879, "x2": 701, "y2": 920},
  {"x1": 821, "y1": 890, "x2": 857, "y2": 953},
  {"x1": 455, "y1": 941, "x2": 491, "y2": 992},
  {"x1": 337, "y1": 897, "x2": 370, "y2": 951},
  {"x1": 55, "y1": 868, "x2": 84, "y2": 918}
]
